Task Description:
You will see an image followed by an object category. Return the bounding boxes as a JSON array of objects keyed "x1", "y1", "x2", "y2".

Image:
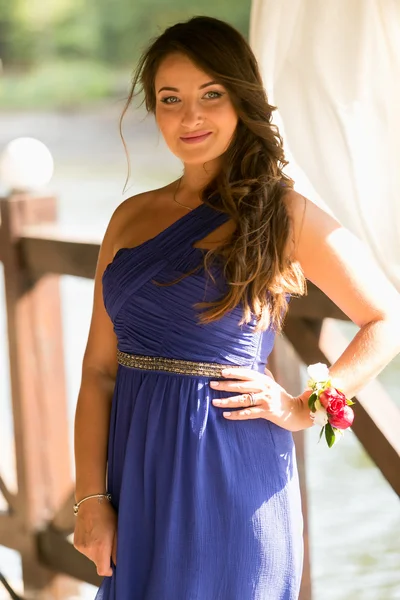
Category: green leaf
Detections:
[
  {"x1": 318, "y1": 426, "x2": 325, "y2": 443},
  {"x1": 308, "y1": 392, "x2": 318, "y2": 412},
  {"x1": 346, "y1": 399, "x2": 356, "y2": 406},
  {"x1": 325, "y1": 422, "x2": 336, "y2": 448}
]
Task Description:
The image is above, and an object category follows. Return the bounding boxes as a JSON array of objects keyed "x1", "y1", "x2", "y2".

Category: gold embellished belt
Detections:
[{"x1": 117, "y1": 349, "x2": 237, "y2": 377}]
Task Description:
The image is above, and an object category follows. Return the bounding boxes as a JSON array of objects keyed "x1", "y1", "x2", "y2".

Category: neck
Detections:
[{"x1": 181, "y1": 158, "x2": 221, "y2": 195}]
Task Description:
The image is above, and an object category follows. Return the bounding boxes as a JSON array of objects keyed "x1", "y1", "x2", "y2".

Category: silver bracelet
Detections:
[{"x1": 73, "y1": 492, "x2": 112, "y2": 516}]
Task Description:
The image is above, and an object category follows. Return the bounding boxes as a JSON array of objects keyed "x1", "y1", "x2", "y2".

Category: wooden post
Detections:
[
  {"x1": 0, "y1": 193, "x2": 79, "y2": 599},
  {"x1": 268, "y1": 333, "x2": 312, "y2": 600}
]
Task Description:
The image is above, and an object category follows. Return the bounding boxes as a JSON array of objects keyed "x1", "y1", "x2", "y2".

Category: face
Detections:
[{"x1": 154, "y1": 53, "x2": 238, "y2": 165}]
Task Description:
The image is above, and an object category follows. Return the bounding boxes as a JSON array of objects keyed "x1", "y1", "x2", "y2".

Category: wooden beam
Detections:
[
  {"x1": 0, "y1": 515, "x2": 24, "y2": 551},
  {"x1": 19, "y1": 235, "x2": 99, "y2": 279},
  {"x1": 289, "y1": 284, "x2": 349, "y2": 321},
  {"x1": 284, "y1": 316, "x2": 400, "y2": 496},
  {"x1": 51, "y1": 490, "x2": 75, "y2": 535},
  {"x1": 37, "y1": 527, "x2": 102, "y2": 588},
  {"x1": 283, "y1": 317, "x2": 327, "y2": 367}
]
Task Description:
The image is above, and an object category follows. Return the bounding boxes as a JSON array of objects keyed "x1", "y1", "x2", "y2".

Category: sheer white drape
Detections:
[{"x1": 249, "y1": 0, "x2": 400, "y2": 288}]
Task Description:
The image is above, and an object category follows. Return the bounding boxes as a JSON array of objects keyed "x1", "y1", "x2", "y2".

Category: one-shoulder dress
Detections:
[{"x1": 95, "y1": 201, "x2": 304, "y2": 600}]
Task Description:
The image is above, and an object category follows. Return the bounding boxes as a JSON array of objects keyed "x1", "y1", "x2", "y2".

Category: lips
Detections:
[{"x1": 180, "y1": 131, "x2": 212, "y2": 144}]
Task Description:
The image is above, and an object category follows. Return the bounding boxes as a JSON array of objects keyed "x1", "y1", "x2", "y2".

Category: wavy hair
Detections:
[{"x1": 119, "y1": 15, "x2": 306, "y2": 333}]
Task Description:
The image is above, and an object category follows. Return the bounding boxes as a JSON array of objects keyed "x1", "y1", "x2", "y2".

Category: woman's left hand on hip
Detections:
[{"x1": 210, "y1": 367, "x2": 310, "y2": 432}]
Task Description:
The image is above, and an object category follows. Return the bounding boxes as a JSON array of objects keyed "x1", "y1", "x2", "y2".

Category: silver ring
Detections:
[{"x1": 247, "y1": 392, "x2": 256, "y2": 406}]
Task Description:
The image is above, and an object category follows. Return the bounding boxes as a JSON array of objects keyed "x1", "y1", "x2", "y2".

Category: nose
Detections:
[{"x1": 180, "y1": 101, "x2": 204, "y2": 129}]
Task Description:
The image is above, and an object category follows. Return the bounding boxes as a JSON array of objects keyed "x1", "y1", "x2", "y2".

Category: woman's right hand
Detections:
[{"x1": 73, "y1": 499, "x2": 117, "y2": 577}]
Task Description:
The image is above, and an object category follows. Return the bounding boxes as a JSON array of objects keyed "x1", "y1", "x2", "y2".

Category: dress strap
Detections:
[{"x1": 164, "y1": 203, "x2": 231, "y2": 261}]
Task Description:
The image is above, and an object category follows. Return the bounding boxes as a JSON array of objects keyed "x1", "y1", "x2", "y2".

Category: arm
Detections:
[
  {"x1": 74, "y1": 192, "x2": 145, "y2": 501},
  {"x1": 285, "y1": 190, "x2": 400, "y2": 400},
  {"x1": 73, "y1": 197, "x2": 137, "y2": 576},
  {"x1": 74, "y1": 218, "x2": 119, "y2": 504}
]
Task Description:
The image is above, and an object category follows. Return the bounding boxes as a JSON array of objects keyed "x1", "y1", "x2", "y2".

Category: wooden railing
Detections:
[{"x1": 1, "y1": 192, "x2": 399, "y2": 599}]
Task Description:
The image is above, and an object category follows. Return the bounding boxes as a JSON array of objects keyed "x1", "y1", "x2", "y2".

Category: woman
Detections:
[{"x1": 73, "y1": 16, "x2": 400, "y2": 600}]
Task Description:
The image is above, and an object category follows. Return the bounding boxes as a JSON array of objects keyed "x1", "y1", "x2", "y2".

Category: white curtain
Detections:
[{"x1": 249, "y1": 0, "x2": 400, "y2": 289}]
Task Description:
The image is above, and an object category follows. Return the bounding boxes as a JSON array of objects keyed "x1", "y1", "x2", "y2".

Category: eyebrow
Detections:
[{"x1": 157, "y1": 80, "x2": 220, "y2": 93}]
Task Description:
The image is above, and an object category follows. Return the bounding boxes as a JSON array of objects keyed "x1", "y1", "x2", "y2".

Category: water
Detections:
[{"x1": 0, "y1": 108, "x2": 399, "y2": 599}]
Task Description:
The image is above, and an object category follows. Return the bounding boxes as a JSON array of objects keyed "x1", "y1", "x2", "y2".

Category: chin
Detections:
[{"x1": 172, "y1": 146, "x2": 226, "y2": 165}]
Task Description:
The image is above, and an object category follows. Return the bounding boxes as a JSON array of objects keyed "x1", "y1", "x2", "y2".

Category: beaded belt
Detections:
[{"x1": 117, "y1": 349, "x2": 237, "y2": 377}]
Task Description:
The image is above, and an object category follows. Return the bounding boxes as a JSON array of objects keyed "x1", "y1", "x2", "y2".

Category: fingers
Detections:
[
  {"x1": 221, "y1": 406, "x2": 266, "y2": 420},
  {"x1": 210, "y1": 370, "x2": 274, "y2": 394},
  {"x1": 210, "y1": 368, "x2": 278, "y2": 421},
  {"x1": 212, "y1": 392, "x2": 264, "y2": 408},
  {"x1": 74, "y1": 541, "x2": 113, "y2": 577},
  {"x1": 210, "y1": 380, "x2": 262, "y2": 392},
  {"x1": 219, "y1": 367, "x2": 265, "y2": 381},
  {"x1": 95, "y1": 548, "x2": 113, "y2": 577},
  {"x1": 74, "y1": 531, "x2": 114, "y2": 576}
]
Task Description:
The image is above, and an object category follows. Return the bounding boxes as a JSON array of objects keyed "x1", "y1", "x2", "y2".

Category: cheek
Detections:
[
  {"x1": 210, "y1": 103, "x2": 238, "y2": 135},
  {"x1": 227, "y1": 111, "x2": 239, "y2": 135},
  {"x1": 227, "y1": 103, "x2": 239, "y2": 128},
  {"x1": 155, "y1": 109, "x2": 180, "y2": 140}
]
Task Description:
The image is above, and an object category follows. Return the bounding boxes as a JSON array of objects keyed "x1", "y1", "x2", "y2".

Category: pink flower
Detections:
[
  {"x1": 319, "y1": 387, "x2": 347, "y2": 415},
  {"x1": 329, "y1": 405, "x2": 354, "y2": 430}
]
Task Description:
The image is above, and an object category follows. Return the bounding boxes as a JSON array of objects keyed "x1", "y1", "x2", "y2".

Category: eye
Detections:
[
  {"x1": 160, "y1": 96, "x2": 180, "y2": 104},
  {"x1": 204, "y1": 91, "x2": 223, "y2": 99}
]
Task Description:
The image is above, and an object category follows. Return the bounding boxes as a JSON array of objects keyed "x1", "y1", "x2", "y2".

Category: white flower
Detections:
[
  {"x1": 313, "y1": 407, "x2": 329, "y2": 427},
  {"x1": 332, "y1": 429, "x2": 344, "y2": 444},
  {"x1": 307, "y1": 363, "x2": 330, "y2": 383}
]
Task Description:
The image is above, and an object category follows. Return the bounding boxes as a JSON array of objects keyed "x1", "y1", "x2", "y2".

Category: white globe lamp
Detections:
[{"x1": 0, "y1": 137, "x2": 54, "y2": 192}]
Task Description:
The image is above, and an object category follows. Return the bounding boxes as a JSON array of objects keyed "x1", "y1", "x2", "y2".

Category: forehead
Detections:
[{"x1": 155, "y1": 53, "x2": 212, "y2": 86}]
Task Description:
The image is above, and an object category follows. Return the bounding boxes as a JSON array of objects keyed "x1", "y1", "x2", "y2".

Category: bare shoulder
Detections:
[
  {"x1": 281, "y1": 188, "x2": 400, "y2": 326},
  {"x1": 281, "y1": 187, "x2": 345, "y2": 268},
  {"x1": 109, "y1": 190, "x2": 153, "y2": 233},
  {"x1": 282, "y1": 188, "x2": 341, "y2": 252},
  {"x1": 106, "y1": 182, "x2": 174, "y2": 254},
  {"x1": 115, "y1": 180, "x2": 175, "y2": 216}
]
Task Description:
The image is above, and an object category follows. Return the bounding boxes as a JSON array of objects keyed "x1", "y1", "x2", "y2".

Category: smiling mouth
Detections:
[{"x1": 180, "y1": 132, "x2": 212, "y2": 144}]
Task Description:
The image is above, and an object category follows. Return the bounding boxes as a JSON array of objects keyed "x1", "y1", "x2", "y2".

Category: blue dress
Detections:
[{"x1": 95, "y1": 201, "x2": 304, "y2": 600}]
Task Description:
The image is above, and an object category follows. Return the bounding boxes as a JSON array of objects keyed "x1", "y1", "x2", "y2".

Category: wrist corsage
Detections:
[{"x1": 307, "y1": 363, "x2": 355, "y2": 447}]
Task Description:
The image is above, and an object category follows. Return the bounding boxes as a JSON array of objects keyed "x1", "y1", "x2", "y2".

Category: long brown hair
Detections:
[{"x1": 119, "y1": 15, "x2": 306, "y2": 333}]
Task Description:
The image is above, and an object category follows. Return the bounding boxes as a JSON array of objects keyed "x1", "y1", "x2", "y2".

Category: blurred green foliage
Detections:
[
  {"x1": 0, "y1": 0, "x2": 251, "y2": 108},
  {"x1": 0, "y1": 60, "x2": 128, "y2": 109}
]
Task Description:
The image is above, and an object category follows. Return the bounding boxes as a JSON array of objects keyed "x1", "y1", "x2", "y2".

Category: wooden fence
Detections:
[{"x1": 0, "y1": 192, "x2": 399, "y2": 599}]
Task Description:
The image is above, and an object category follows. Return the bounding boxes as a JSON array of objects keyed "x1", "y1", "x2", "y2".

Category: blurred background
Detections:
[{"x1": 0, "y1": 1, "x2": 399, "y2": 599}]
